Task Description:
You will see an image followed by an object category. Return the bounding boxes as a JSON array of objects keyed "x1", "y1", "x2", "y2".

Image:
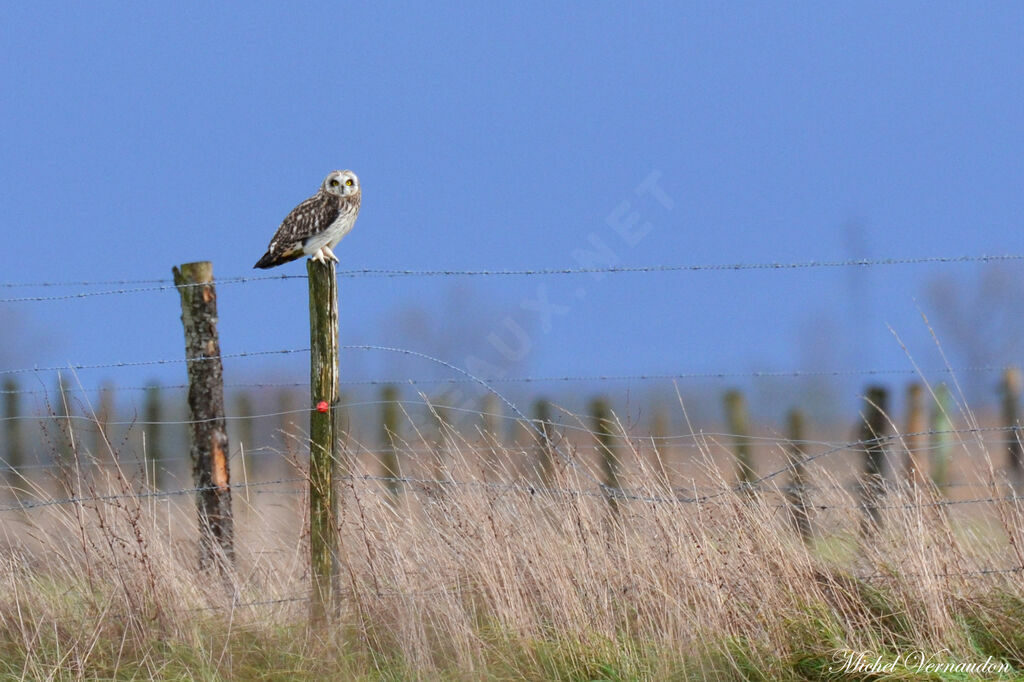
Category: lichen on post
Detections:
[
  {"x1": 173, "y1": 261, "x2": 234, "y2": 572},
  {"x1": 307, "y1": 258, "x2": 340, "y2": 623}
]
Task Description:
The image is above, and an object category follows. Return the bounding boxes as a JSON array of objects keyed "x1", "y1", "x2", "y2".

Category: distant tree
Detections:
[{"x1": 924, "y1": 265, "x2": 1024, "y2": 399}]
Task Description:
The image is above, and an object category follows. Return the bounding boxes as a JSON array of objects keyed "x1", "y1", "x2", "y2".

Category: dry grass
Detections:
[{"x1": 1, "y1": 405, "x2": 1023, "y2": 681}]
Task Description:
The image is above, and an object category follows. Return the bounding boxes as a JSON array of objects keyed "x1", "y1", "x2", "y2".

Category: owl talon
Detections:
[
  {"x1": 311, "y1": 248, "x2": 327, "y2": 264},
  {"x1": 323, "y1": 246, "x2": 339, "y2": 263}
]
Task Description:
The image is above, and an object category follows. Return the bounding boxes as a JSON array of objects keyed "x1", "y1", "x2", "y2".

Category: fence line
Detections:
[
  {"x1": 0, "y1": 274, "x2": 305, "y2": 289},
  {"x1": 1, "y1": 252, "x2": 1020, "y2": 296},
  {"x1": 0, "y1": 274, "x2": 307, "y2": 304},
  {"x1": 0, "y1": 348, "x2": 310, "y2": 376},
  {"x1": 0, "y1": 363, "x2": 1017, "y2": 396}
]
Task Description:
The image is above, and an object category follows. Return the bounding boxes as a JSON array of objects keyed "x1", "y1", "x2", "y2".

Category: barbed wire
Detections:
[
  {"x1": 0, "y1": 348, "x2": 310, "y2": 376},
  {"x1": 0, "y1": 358, "x2": 1016, "y2": 387},
  {"x1": 0, "y1": 274, "x2": 307, "y2": 304},
  {"x1": 3, "y1": 364, "x2": 1016, "y2": 396},
  {"x1": 1, "y1": 253, "x2": 1020, "y2": 297},
  {"x1": 0, "y1": 476, "x2": 306, "y2": 513}
]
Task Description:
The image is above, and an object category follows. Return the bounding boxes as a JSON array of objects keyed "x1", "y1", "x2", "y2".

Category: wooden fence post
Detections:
[
  {"x1": 903, "y1": 382, "x2": 927, "y2": 484},
  {"x1": 94, "y1": 382, "x2": 115, "y2": 462},
  {"x1": 533, "y1": 398, "x2": 555, "y2": 485},
  {"x1": 431, "y1": 397, "x2": 452, "y2": 481},
  {"x1": 143, "y1": 381, "x2": 163, "y2": 489},
  {"x1": 307, "y1": 259, "x2": 341, "y2": 622},
  {"x1": 786, "y1": 408, "x2": 810, "y2": 543},
  {"x1": 173, "y1": 261, "x2": 234, "y2": 571},
  {"x1": 54, "y1": 375, "x2": 73, "y2": 460},
  {"x1": 590, "y1": 397, "x2": 619, "y2": 510},
  {"x1": 380, "y1": 385, "x2": 401, "y2": 501},
  {"x1": 481, "y1": 393, "x2": 502, "y2": 455},
  {"x1": 1002, "y1": 368, "x2": 1023, "y2": 488},
  {"x1": 724, "y1": 389, "x2": 755, "y2": 487},
  {"x1": 930, "y1": 383, "x2": 953, "y2": 489},
  {"x1": 650, "y1": 406, "x2": 669, "y2": 472},
  {"x1": 3, "y1": 378, "x2": 22, "y2": 476},
  {"x1": 859, "y1": 386, "x2": 888, "y2": 533}
]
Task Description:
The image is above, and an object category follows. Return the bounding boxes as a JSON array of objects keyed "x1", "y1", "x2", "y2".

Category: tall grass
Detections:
[{"x1": 0, "y1": 403, "x2": 1022, "y2": 680}]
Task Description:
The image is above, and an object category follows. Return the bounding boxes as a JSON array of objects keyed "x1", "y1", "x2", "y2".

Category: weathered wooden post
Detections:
[
  {"x1": 430, "y1": 396, "x2": 452, "y2": 481},
  {"x1": 481, "y1": 393, "x2": 502, "y2": 455},
  {"x1": 173, "y1": 261, "x2": 234, "y2": 571},
  {"x1": 786, "y1": 409, "x2": 810, "y2": 543},
  {"x1": 930, "y1": 383, "x2": 953, "y2": 489},
  {"x1": 143, "y1": 381, "x2": 163, "y2": 489},
  {"x1": 380, "y1": 385, "x2": 401, "y2": 501},
  {"x1": 903, "y1": 382, "x2": 927, "y2": 484},
  {"x1": 1002, "y1": 368, "x2": 1023, "y2": 488},
  {"x1": 54, "y1": 375, "x2": 73, "y2": 461},
  {"x1": 94, "y1": 382, "x2": 115, "y2": 461},
  {"x1": 650, "y1": 406, "x2": 669, "y2": 471},
  {"x1": 724, "y1": 389, "x2": 755, "y2": 487},
  {"x1": 590, "y1": 397, "x2": 619, "y2": 510},
  {"x1": 307, "y1": 259, "x2": 341, "y2": 622},
  {"x1": 3, "y1": 378, "x2": 22, "y2": 477},
  {"x1": 533, "y1": 398, "x2": 555, "y2": 485},
  {"x1": 859, "y1": 386, "x2": 888, "y2": 533}
]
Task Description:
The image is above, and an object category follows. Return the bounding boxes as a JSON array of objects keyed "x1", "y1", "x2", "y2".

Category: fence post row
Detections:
[
  {"x1": 859, "y1": 386, "x2": 888, "y2": 534},
  {"x1": 903, "y1": 382, "x2": 926, "y2": 484},
  {"x1": 1002, "y1": 367, "x2": 1022, "y2": 488},
  {"x1": 930, "y1": 383, "x2": 952, "y2": 489},
  {"x1": 590, "y1": 397, "x2": 619, "y2": 511},
  {"x1": 3, "y1": 378, "x2": 22, "y2": 475},
  {"x1": 94, "y1": 383, "x2": 115, "y2": 461},
  {"x1": 786, "y1": 408, "x2": 810, "y2": 543},
  {"x1": 533, "y1": 398, "x2": 555, "y2": 485},
  {"x1": 724, "y1": 389, "x2": 755, "y2": 488},
  {"x1": 143, "y1": 381, "x2": 163, "y2": 489},
  {"x1": 55, "y1": 375, "x2": 72, "y2": 460},
  {"x1": 380, "y1": 385, "x2": 401, "y2": 502},
  {"x1": 173, "y1": 261, "x2": 234, "y2": 572}
]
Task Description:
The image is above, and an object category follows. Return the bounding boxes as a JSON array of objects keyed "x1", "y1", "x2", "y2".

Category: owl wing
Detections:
[{"x1": 254, "y1": 194, "x2": 341, "y2": 269}]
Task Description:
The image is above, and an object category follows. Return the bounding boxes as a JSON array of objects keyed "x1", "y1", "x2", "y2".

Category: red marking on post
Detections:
[{"x1": 316, "y1": 400, "x2": 329, "y2": 413}]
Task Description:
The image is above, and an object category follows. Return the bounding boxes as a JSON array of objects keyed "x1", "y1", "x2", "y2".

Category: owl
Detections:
[{"x1": 254, "y1": 170, "x2": 361, "y2": 268}]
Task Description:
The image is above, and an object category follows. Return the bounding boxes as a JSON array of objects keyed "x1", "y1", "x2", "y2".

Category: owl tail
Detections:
[{"x1": 253, "y1": 248, "x2": 302, "y2": 269}]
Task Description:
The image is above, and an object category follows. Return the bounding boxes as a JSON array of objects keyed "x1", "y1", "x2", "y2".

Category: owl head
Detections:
[{"x1": 323, "y1": 170, "x2": 360, "y2": 199}]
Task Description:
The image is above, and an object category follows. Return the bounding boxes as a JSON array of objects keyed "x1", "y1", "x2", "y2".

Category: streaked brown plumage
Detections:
[{"x1": 254, "y1": 170, "x2": 361, "y2": 269}]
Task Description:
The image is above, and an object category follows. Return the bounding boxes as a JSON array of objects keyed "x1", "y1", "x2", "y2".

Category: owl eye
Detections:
[
  {"x1": 329, "y1": 179, "x2": 340, "y2": 187},
  {"x1": 345, "y1": 179, "x2": 354, "y2": 187}
]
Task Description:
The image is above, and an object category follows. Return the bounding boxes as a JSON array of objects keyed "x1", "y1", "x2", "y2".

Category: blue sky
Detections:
[{"x1": 1, "y1": 4, "x2": 1023, "y2": 416}]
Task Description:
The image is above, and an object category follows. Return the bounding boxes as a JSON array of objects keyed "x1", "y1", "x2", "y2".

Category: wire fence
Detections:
[
  {"x1": 1, "y1": 252, "x2": 1021, "y2": 293},
  {"x1": 2, "y1": 433, "x2": 1021, "y2": 514},
  {"x1": 3, "y1": 256, "x2": 1024, "y2": 620},
  {"x1": 1, "y1": 253, "x2": 1020, "y2": 402},
  {"x1": 1, "y1": 364, "x2": 1019, "y2": 396}
]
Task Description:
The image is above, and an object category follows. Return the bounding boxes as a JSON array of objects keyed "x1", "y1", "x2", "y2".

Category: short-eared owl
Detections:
[{"x1": 254, "y1": 170, "x2": 361, "y2": 269}]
